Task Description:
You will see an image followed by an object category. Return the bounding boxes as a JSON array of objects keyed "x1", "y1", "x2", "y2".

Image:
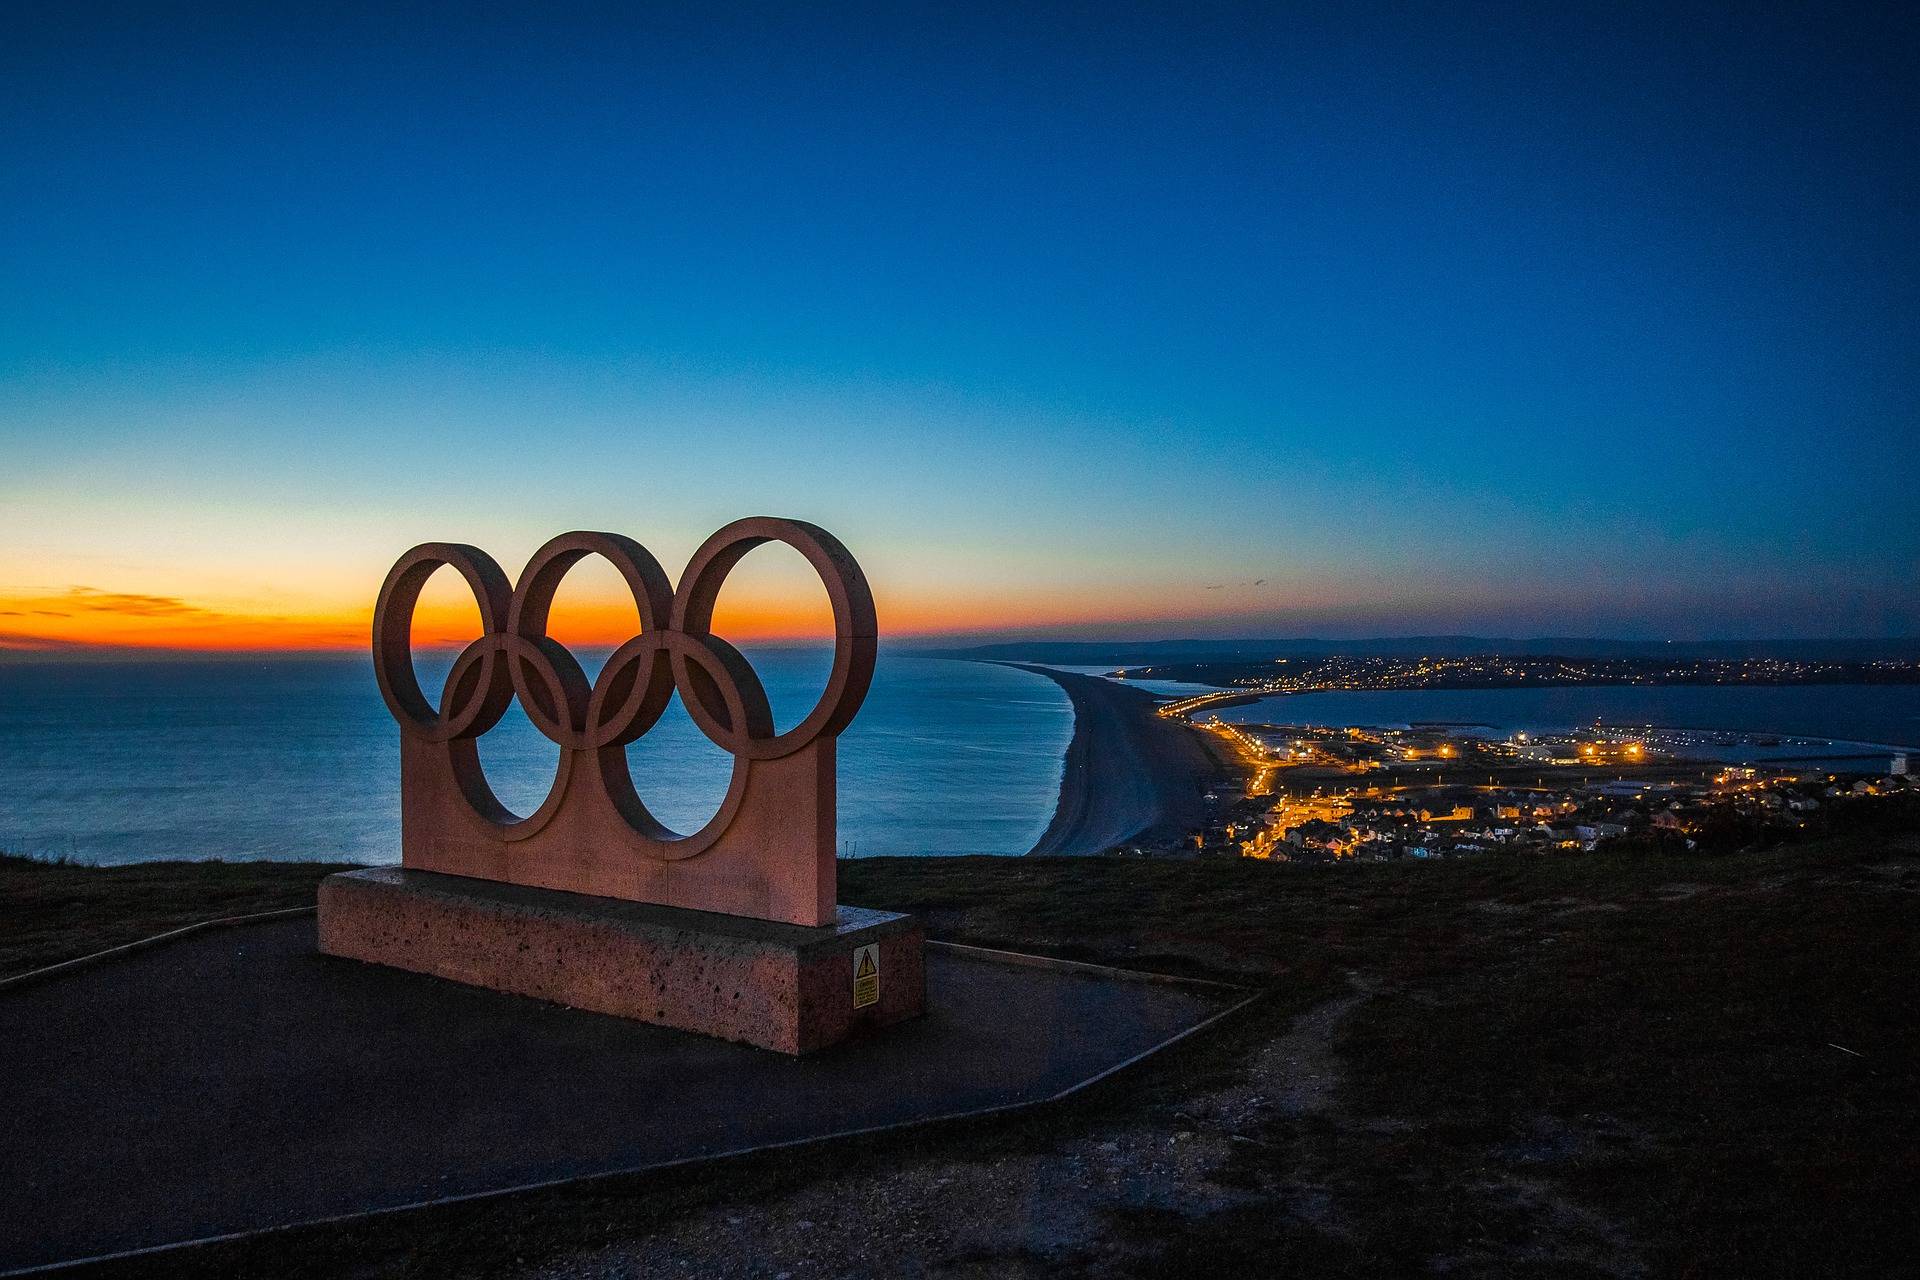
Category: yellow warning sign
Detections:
[{"x1": 852, "y1": 944, "x2": 880, "y2": 1009}]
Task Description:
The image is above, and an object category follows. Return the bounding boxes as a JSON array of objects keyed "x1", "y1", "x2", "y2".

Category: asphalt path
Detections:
[{"x1": 0, "y1": 916, "x2": 1234, "y2": 1272}]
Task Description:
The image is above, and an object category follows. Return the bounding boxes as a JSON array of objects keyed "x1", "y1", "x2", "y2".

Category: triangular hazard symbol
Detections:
[{"x1": 856, "y1": 952, "x2": 877, "y2": 978}]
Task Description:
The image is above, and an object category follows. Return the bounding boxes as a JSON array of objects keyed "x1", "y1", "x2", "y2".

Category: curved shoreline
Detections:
[{"x1": 1002, "y1": 664, "x2": 1235, "y2": 856}]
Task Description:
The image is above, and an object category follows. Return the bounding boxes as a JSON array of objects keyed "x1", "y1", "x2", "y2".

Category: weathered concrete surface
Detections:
[
  {"x1": 0, "y1": 916, "x2": 1236, "y2": 1274},
  {"x1": 318, "y1": 868, "x2": 923, "y2": 1054}
]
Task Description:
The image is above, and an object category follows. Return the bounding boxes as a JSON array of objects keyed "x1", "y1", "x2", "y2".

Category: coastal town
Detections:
[
  {"x1": 1149, "y1": 706, "x2": 1916, "y2": 863},
  {"x1": 1123, "y1": 653, "x2": 1920, "y2": 721}
]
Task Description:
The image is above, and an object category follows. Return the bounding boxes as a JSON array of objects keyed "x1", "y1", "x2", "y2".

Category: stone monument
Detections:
[{"x1": 317, "y1": 518, "x2": 925, "y2": 1053}]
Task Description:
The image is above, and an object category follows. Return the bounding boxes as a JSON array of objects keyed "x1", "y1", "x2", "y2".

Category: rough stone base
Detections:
[{"x1": 317, "y1": 868, "x2": 924, "y2": 1054}]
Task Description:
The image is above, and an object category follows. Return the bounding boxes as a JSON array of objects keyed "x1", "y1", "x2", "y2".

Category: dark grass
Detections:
[
  {"x1": 6, "y1": 810, "x2": 1918, "y2": 1277},
  {"x1": 0, "y1": 854, "x2": 356, "y2": 980}
]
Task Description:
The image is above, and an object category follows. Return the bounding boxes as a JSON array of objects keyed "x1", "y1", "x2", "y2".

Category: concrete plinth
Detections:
[{"x1": 318, "y1": 867, "x2": 923, "y2": 1054}]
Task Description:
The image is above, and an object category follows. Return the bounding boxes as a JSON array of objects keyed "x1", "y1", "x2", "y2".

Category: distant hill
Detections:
[{"x1": 926, "y1": 636, "x2": 1920, "y2": 664}]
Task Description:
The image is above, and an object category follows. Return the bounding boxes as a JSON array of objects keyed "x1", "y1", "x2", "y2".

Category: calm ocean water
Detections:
[
  {"x1": 0, "y1": 651, "x2": 1072, "y2": 864},
  {"x1": 7, "y1": 657, "x2": 1913, "y2": 866},
  {"x1": 1191, "y1": 683, "x2": 1920, "y2": 761}
]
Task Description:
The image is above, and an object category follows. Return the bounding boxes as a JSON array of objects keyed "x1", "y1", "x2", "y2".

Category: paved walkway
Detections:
[{"x1": 0, "y1": 918, "x2": 1235, "y2": 1272}]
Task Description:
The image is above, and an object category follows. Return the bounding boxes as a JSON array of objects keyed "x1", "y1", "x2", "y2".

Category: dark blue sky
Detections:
[{"x1": 2, "y1": 1, "x2": 1915, "y2": 643}]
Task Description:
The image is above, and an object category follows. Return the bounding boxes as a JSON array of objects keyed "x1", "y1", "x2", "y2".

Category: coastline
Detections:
[
  {"x1": 1003, "y1": 663, "x2": 1237, "y2": 856},
  {"x1": 1148, "y1": 683, "x2": 1920, "y2": 760}
]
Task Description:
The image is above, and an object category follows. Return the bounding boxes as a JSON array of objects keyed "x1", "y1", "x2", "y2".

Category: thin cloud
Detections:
[
  {"x1": 0, "y1": 586, "x2": 224, "y2": 621},
  {"x1": 55, "y1": 587, "x2": 215, "y2": 618},
  {"x1": 0, "y1": 584, "x2": 367, "y2": 654},
  {"x1": 0, "y1": 586, "x2": 225, "y2": 649},
  {"x1": 0, "y1": 630, "x2": 93, "y2": 650}
]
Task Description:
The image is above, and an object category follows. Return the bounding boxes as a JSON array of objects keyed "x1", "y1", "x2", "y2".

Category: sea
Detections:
[
  {"x1": 1079, "y1": 676, "x2": 1920, "y2": 768},
  {"x1": 4, "y1": 656, "x2": 1915, "y2": 866},
  {"x1": 0, "y1": 650, "x2": 1073, "y2": 865}
]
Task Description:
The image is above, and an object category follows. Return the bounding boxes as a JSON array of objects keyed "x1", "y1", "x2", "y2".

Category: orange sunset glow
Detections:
[
  {"x1": 0, "y1": 588, "x2": 864, "y2": 653},
  {"x1": 0, "y1": 564, "x2": 1479, "y2": 654},
  {"x1": 0, "y1": 535, "x2": 1384, "y2": 654},
  {"x1": 0, "y1": 575, "x2": 1210, "y2": 653}
]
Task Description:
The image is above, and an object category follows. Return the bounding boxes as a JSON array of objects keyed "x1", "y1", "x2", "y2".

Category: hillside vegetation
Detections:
[{"x1": 5, "y1": 802, "x2": 1916, "y2": 1277}]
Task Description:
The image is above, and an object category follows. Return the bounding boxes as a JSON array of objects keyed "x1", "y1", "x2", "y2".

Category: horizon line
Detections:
[{"x1": 5, "y1": 631, "x2": 1917, "y2": 665}]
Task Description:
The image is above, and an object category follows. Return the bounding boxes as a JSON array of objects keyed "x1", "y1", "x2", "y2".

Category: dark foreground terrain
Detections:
[{"x1": 4, "y1": 806, "x2": 1916, "y2": 1279}]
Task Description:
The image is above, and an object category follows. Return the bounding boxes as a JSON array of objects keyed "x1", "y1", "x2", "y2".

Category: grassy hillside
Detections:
[
  {"x1": 0, "y1": 854, "x2": 353, "y2": 979},
  {"x1": 5, "y1": 808, "x2": 1916, "y2": 1277}
]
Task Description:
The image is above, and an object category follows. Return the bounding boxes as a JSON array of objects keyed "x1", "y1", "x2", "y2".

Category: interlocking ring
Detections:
[{"x1": 372, "y1": 519, "x2": 876, "y2": 853}]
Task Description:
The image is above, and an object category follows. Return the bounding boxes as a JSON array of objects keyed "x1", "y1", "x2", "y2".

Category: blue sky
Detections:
[{"x1": 2, "y1": 1, "x2": 1915, "y2": 645}]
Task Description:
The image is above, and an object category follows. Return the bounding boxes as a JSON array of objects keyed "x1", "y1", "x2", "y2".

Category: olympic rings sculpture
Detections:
[{"x1": 372, "y1": 517, "x2": 876, "y2": 862}]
